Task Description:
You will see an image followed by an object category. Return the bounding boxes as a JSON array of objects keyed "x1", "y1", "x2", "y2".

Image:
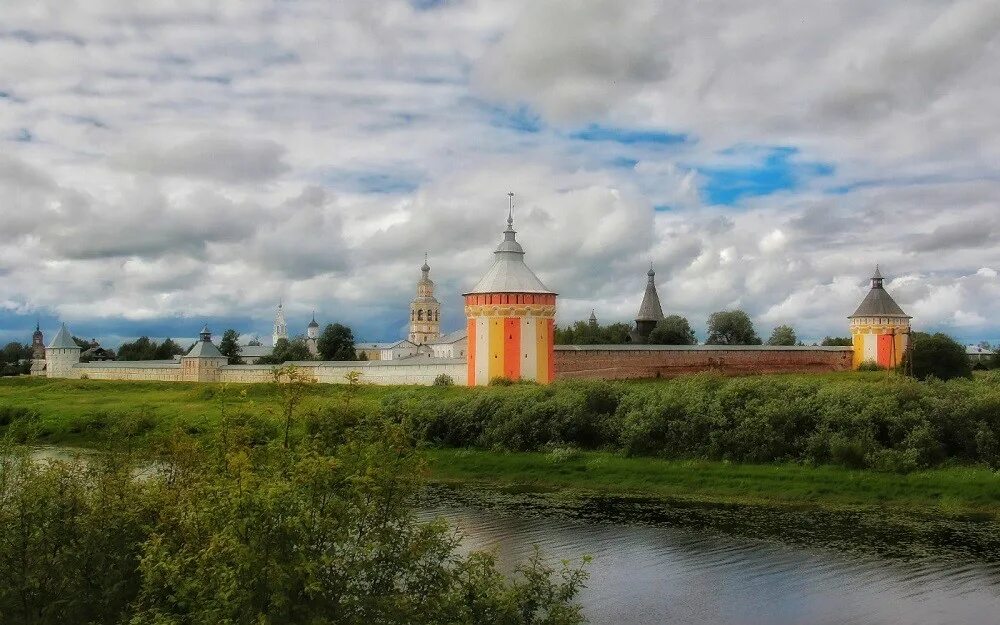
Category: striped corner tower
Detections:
[
  {"x1": 849, "y1": 266, "x2": 911, "y2": 368},
  {"x1": 464, "y1": 194, "x2": 557, "y2": 386}
]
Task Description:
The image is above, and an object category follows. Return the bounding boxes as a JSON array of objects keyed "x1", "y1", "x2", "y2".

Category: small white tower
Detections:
[
  {"x1": 272, "y1": 302, "x2": 288, "y2": 347},
  {"x1": 306, "y1": 312, "x2": 320, "y2": 356},
  {"x1": 46, "y1": 322, "x2": 81, "y2": 379}
]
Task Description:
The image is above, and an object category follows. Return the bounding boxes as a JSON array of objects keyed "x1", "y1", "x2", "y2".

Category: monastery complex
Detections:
[{"x1": 36, "y1": 200, "x2": 911, "y2": 386}]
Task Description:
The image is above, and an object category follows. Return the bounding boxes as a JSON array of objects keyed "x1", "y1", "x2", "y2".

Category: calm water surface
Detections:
[{"x1": 420, "y1": 488, "x2": 1000, "y2": 625}]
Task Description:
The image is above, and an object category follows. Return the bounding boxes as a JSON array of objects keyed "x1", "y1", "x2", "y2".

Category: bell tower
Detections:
[
  {"x1": 272, "y1": 302, "x2": 288, "y2": 347},
  {"x1": 409, "y1": 254, "x2": 441, "y2": 345}
]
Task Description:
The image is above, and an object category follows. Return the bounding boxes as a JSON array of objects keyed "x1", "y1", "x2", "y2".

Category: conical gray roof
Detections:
[
  {"x1": 47, "y1": 323, "x2": 79, "y2": 349},
  {"x1": 635, "y1": 267, "x2": 664, "y2": 322},
  {"x1": 186, "y1": 339, "x2": 224, "y2": 358},
  {"x1": 465, "y1": 211, "x2": 554, "y2": 295},
  {"x1": 187, "y1": 326, "x2": 224, "y2": 358},
  {"x1": 850, "y1": 269, "x2": 910, "y2": 318}
]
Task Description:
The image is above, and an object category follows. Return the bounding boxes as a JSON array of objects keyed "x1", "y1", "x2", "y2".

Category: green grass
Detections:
[
  {"x1": 424, "y1": 448, "x2": 1000, "y2": 516},
  {"x1": 4, "y1": 375, "x2": 1000, "y2": 517},
  {"x1": 0, "y1": 376, "x2": 470, "y2": 445}
]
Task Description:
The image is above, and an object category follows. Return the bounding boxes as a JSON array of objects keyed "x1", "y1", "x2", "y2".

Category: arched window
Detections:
[
  {"x1": 417, "y1": 310, "x2": 423, "y2": 321},
  {"x1": 411, "y1": 310, "x2": 415, "y2": 321},
  {"x1": 434, "y1": 310, "x2": 439, "y2": 322}
]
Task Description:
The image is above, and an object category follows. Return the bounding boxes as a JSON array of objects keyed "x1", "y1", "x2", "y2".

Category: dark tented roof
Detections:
[
  {"x1": 635, "y1": 268, "x2": 664, "y2": 322},
  {"x1": 850, "y1": 285, "x2": 909, "y2": 318}
]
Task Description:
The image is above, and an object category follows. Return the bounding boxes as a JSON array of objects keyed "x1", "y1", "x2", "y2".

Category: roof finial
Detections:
[{"x1": 507, "y1": 191, "x2": 515, "y2": 229}]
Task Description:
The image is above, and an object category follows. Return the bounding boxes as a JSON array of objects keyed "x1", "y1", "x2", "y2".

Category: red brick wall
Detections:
[{"x1": 554, "y1": 346, "x2": 853, "y2": 380}]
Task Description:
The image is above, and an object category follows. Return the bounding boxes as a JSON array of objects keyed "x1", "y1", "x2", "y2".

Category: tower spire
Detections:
[{"x1": 507, "y1": 191, "x2": 514, "y2": 229}]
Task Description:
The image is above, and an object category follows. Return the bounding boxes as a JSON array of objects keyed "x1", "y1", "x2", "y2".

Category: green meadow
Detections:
[{"x1": 2, "y1": 374, "x2": 999, "y2": 516}]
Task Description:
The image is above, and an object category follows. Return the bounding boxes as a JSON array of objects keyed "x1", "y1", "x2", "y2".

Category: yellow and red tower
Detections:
[
  {"x1": 849, "y1": 266, "x2": 911, "y2": 368},
  {"x1": 464, "y1": 195, "x2": 556, "y2": 385}
]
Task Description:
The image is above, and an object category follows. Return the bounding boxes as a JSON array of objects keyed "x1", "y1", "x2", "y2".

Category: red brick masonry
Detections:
[{"x1": 553, "y1": 345, "x2": 854, "y2": 380}]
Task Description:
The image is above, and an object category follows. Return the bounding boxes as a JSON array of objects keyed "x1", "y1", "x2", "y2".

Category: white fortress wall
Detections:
[
  {"x1": 73, "y1": 361, "x2": 183, "y2": 381},
  {"x1": 221, "y1": 359, "x2": 467, "y2": 385},
  {"x1": 64, "y1": 358, "x2": 468, "y2": 386}
]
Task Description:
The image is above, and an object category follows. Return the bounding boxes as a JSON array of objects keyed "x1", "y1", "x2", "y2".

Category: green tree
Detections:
[
  {"x1": 0, "y1": 342, "x2": 32, "y2": 376},
  {"x1": 821, "y1": 336, "x2": 853, "y2": 346},
  {"x1": 154, "y1": 338, "x2": 185, "y2": 360},
  {"x1": 604, "y1": 322, "x2": 633, "y2": 344},
  {"x1": 554, "y1": 321, "x2": 633, "y2": 345},
  {"x1": 317, "y1": 323, "x2": 357, "y2": 360},
  {"x1": 705, "y1": 310, "x2": 762, "y2": 345},
  {"x1": 247, "y1": 335, "x2": 263, "y2": 347},
  {"x1": 767, "y1": 324, "x2": 797, "y2": 346},
  {"x1": 218, "y1": 329, "x2": 243, "y2": 364},
  {"x1": 72, "y1": 336, "x2": 91, "y2": 349},
  {"x1": 117, "y1": 336, "x2": 158, "y2": 361},
  {"x1": 259, "y1": 337, "x2": 313, "y2": 364},
  {"x1": 647, "y1": 315, "x2": 697, "y2": 345},
  {"x1": 903, "y1": 332, "x2": 973, "y2": 380},
  {"x1": 0, "y1": 425, "x2": 588, "y2": 624}
]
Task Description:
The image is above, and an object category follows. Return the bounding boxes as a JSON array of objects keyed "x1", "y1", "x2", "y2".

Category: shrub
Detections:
[
  {"x1": 856, "y1": 361, "x2": 883, "y2": 372},
  {"x1": 432, "y1": 374, "x2": 454, "y2": 387},
  {"x1": 903, "y1": 332, "x2": 973, "y2": 381},
  {"x1": 0, "y1": 423, "x2": 588, "y2": 624}
]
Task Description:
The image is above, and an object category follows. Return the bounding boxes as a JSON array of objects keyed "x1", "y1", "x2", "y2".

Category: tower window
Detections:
[{"x1": 417, "y1": 310, "x2": 423, "y2": 321}]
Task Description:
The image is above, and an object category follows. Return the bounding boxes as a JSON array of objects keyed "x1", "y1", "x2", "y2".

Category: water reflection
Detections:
[{"x1": 421, "y1": 488, "x2": 1000, "y2": 625}]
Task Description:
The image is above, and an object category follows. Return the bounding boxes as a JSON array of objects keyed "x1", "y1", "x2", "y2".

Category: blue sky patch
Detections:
[
  {"x1": 610, "y1": 156, "x2": 639, "y2": 169},
  {"x1": 570, "y1": 124, "x2": 687, "y2": 146},
  {"x1": 318, "y1": 168, "x2": 423, "y2": 194},
  {"x1": 698, "y1": 146, "x2": 834, "y2": 205},
  {"x1": 482, "y1": 102, "x2": 543, "y2": 133}
]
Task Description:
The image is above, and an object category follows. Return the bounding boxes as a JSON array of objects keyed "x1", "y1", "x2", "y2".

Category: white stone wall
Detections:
[
  {"x1": 220, "y1": 360, "x2": 467, "y2": 385},
  {"x1": 46, "y1": 348, "x2": 81, "y2": 379},
  {"x1": 47, "y1": 354, "x2": 467, "y2": 386},
  {"x1": 76, "y1": 364, "x2": 183, "y2": 381}
]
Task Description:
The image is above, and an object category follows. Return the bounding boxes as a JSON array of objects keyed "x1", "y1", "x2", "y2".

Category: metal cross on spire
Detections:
[{"x1": 507, "y1": 191, "x2": 515, "y2": 228}]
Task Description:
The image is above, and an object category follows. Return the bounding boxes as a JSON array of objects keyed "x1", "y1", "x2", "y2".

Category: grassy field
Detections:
[
  {"x1": 3, "y1": 375, "x2": 999, "y2": 517},
  {"x1": 425, "y1": 449, "x2": 1000, "y2": 516},
  {"x1": 0, "y1": 375, "x2": 466, "y2": 444}
]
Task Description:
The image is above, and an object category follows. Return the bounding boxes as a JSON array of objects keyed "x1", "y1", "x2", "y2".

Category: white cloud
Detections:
[{"x1": 0, "y1": 0, "x2": 998, "y2": 347}]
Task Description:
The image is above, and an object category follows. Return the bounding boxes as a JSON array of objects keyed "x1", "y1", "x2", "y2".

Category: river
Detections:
[
  {"x1": 18, "y1": 448, "x2": 1000, "y2": 624},
  {"x1": 421, "y1": 486, "x2": 1000, "y2": 625}
]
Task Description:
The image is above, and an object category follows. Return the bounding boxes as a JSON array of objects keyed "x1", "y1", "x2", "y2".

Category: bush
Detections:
[
  {"x1": 432, "y1": 374, "x2": 454, "y2": 387},
  {"x1": 903, "y1": 332, "x2": 973, "y2": 381},
  {"x1": 0, "y1": 423, "x2": 588, "y2": 624},
  {"x1": 857, "y1": 361, "x2": 883, "y2": 372},
  {"x1": 383, "y1": 374, "x2": 1000, "y2": 471}
]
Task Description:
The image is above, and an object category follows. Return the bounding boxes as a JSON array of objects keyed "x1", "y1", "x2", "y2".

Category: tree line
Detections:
[
  {"x1": 555, "y1": 309, "x2": 853, "y2": 346},
  {"x1": 219, "y1": 323, "x2": 360, "y2": 365}
]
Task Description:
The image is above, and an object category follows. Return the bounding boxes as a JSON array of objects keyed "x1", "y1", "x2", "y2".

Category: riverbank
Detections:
[
  {"x1": 4, "y1": 375, "x2": 1000, "y2": 517},
  {"x1": 424, "y1": 448, "x2": 1000, "y2": 517}
]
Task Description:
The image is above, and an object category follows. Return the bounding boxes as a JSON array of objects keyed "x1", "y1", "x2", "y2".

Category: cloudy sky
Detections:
[{"x1": 2, "y1": 0, "x2": 999, "y2": 347}]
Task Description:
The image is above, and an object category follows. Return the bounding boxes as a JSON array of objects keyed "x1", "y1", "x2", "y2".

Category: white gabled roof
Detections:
[
  {"x1": 47, "y1": 323, "x2": 79, "y2": 349},
  {"x1": 429, "y1": 329, "x2": 467, "y2": 345},
  {"x1": 384, "y1": 339, "x2": 417, "y2": 350}
]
